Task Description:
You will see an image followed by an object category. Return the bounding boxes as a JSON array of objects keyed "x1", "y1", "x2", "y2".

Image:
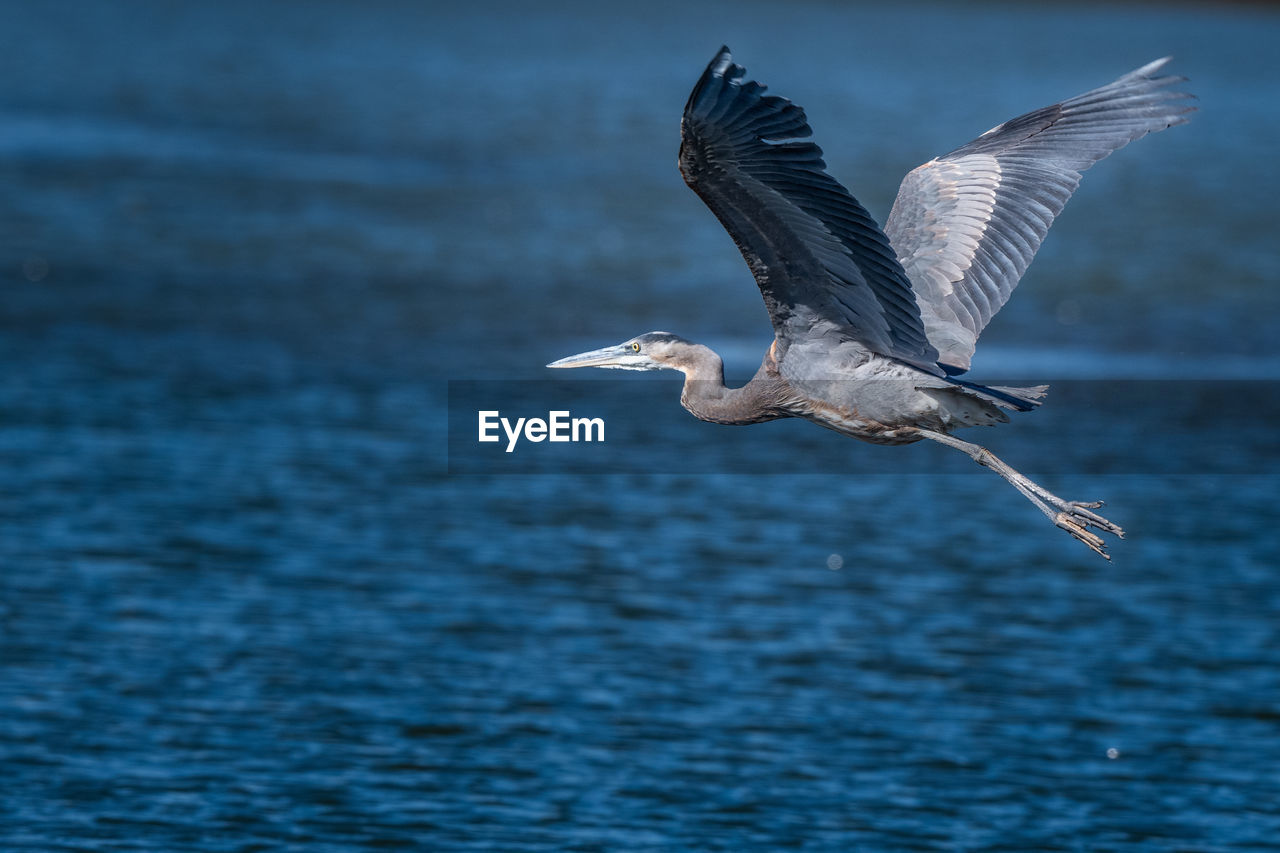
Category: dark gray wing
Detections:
[
  {"x1": 885, "y1": 58, "x2": 1195, "y2": 374},
  {"x1": 680, "y1": 47, "x2": 940, "y2": 372}
]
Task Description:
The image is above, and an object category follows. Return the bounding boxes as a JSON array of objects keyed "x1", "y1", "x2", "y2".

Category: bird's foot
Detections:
[
  {"x1": 1049, "y1": 499, "x2": 1124, "y2": 561},
  {"x1": 914, "y1": 430, "x2": 1126, "y2": 560}
]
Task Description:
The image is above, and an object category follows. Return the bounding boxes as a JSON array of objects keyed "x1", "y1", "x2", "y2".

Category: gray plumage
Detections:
[
  {"x1": 885, "y1": 57, "x2": 1194, "y2": 372},
  {"x1": 548, "y1": 48, "x2": 1195, "y2": 559},
  {"x1": 678, "y1": 49, "x2": 940, "y2": 372}
]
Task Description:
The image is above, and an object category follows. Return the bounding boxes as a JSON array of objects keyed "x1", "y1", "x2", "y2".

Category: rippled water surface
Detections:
[{"x1": 3, "y1": 1, "x2": 1279, "y2": 849}]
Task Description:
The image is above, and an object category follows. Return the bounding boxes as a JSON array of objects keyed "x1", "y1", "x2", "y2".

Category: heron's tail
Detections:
[{"x1": 949, "y1": 379, "x2": 1049, "y2": 412}]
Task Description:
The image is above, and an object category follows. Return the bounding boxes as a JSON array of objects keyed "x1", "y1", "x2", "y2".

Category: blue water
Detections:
[{"x1": 3, "y1": 1, "x2": 1280, "y2": 849}]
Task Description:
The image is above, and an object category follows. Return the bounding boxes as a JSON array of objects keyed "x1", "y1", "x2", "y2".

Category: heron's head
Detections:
[{"x1": 547, "y1": 332, "x2": 699, "y2": 372}]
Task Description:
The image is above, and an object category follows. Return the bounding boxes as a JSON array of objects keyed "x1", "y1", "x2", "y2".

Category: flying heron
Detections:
[{"x1": 548, "y1": 47, "x2": 1194, "y2": 559}]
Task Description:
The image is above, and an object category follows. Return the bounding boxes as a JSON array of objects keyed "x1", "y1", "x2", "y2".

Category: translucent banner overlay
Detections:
[{"x1": 448, "y1": 379, "x2": 1278, "y2": 475}]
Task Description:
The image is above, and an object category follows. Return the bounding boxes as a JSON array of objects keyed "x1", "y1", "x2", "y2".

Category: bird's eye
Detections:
[{"x1": 631, "y1": 343, "x2": 641, "y2": 352}]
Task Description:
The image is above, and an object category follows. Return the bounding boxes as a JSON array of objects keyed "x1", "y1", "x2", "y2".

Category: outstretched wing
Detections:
[
  {"x1": 679, "y1": 47, "x2": 940, "y2": 372},
  {"x1": 885, "y1": 59, "x2": 1195, "y2": 374}
]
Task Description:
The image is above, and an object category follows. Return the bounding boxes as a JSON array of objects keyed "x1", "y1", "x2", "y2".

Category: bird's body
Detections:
[
  {"x1": 550, "y1": 48, "x2": 1194, "y2": 558},
  {"x1": 668, "y1": 334, "x2": 1036, "y2": 442}
]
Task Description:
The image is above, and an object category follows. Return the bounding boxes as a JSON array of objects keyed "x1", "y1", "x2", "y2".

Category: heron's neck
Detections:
[{"x1": 677, "y1": 345, "x2": 788, "y2": 425}]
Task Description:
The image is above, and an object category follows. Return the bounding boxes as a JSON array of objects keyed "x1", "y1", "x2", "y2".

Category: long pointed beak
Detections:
[{"x1": 546, "y1": 343, "x2": 635, "y2": 369}]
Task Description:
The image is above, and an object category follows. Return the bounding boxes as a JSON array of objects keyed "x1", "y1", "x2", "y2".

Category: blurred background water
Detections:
[{"x1": 2, "y1": 0, "x2": 1279, "y2": 849}]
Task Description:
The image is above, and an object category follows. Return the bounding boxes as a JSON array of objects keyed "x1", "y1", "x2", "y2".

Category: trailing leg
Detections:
[{"x1": 917, "y1": 429, "x2": 1124, "y2": 560}]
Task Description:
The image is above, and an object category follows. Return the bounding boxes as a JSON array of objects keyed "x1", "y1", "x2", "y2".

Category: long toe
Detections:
[
  {"x1": 1066, "y1": 501, "x2": 1125, "y2": 537},
  {"x1": 1055, "y1": 513, "x2": 1111, "y2": 560}
]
